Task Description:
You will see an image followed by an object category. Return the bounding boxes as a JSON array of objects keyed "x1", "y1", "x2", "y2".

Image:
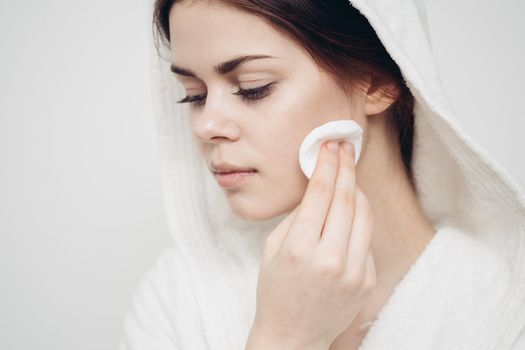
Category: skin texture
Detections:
[{"x1": 168, "y1": 1, "x2": 436, "y2": 348}]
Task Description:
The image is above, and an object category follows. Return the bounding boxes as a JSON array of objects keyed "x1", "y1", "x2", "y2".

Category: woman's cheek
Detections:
[{"x1": 271, "y1": 150, "x2": 308, "y2": 198}]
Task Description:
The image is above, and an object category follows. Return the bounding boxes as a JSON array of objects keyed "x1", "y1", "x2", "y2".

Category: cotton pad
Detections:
[{"x1": 299, "y1": 119, "x2": 363, "y2": 179}]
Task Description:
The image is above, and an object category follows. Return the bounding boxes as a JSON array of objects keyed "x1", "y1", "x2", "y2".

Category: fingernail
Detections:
[
  {"x1": 343, "y1": 141, "x2": 354, "y2": 154},
  {"x1": 327, "y1": 141, "x2": 339, "y2": 153}
]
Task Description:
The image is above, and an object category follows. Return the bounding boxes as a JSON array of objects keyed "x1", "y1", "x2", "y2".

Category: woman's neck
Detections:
[
  {"x1": 356, "y1": 116, "x2": 436, "y2": 287},
  {"x1": 327, "y1": 116, "x2": 438, "y2": 350}
]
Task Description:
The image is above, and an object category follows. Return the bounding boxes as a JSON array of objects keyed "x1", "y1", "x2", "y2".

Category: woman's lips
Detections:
[{"x1": 214, "y1": 170, "x2": 257, "y2": 188}]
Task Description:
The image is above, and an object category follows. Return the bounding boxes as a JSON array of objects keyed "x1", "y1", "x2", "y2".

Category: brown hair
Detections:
[{"x1": 152, "y1": 0, "x2": 416, "y2": 183}]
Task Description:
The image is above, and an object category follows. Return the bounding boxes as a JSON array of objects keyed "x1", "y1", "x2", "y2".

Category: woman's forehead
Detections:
[{"x1": 168, "y1": 1, "x2": 299, "y2": 57}]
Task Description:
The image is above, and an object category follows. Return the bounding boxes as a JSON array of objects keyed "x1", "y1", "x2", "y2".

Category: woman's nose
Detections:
[{"x1": 191, "y1": 105, "x2": 241, "y2": 144}]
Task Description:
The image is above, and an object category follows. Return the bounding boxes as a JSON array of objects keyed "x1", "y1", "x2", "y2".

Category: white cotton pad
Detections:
[{"x1": 299, "y1": 119, "x2": 363, "y2": 179}]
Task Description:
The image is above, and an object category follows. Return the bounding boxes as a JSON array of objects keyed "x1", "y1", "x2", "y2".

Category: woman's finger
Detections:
[
  {"x1": 318, "y1": 141, "x2": 357, "y2": 258},
  {"x1": 362, "y1": 249, "x2": 376, "y2": 293},
  {"x1": 262, "y1": 205, "x2": 299, "y2": 264},
  {"x1": 345, "y1": 186, "x2": 374, "y2": 278},
  {"x1": 280, "y1": 141, "x2": 339, "y2": 253}
]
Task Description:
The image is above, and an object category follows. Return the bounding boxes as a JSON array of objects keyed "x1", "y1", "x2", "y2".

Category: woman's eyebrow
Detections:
[{"x1": 170, "y1": 54, "x2": 276, "y2": 78}]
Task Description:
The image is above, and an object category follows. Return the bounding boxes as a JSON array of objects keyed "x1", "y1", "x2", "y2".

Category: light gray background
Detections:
[{"x1": 1, "y1": 1, "x2": 523, "y2": 349}]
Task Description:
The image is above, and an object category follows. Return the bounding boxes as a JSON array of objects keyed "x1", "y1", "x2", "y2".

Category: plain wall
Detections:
[
  {"x1": 0, "y1": 1, "x2": 171, "y2": 349},
  {"x1": 0, "y1": 1, "x2": 523, "y2": 349}
]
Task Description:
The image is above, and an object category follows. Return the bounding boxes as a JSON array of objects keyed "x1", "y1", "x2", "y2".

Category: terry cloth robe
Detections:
[{"x1": 118, "y1": 0, "x2": 525, "y2": 349}]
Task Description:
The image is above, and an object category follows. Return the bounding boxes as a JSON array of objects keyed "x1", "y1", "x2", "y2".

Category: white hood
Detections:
[{"x1": 120, "y1": 1, "x2": 525, "y2": 349}]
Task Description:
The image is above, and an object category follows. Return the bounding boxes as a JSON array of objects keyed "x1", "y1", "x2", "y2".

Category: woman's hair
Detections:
[{"x1": 152, "y1": 0, "x2": 416, "y2": 183}]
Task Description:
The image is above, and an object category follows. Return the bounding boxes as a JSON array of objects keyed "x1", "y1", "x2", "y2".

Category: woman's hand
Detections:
[{"x1": 247, "y1": 140, "x2": 376, "y2": 350}]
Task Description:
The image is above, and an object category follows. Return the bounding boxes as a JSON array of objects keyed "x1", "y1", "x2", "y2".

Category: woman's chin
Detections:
[
  {"x1": 227, "y1": 195, "x2": 297, "y2": 222},
  {"x1": 223, "y1": 176, "x2": 305, "y2": 222},
  {"x1": 229, "y1": 202, "x2": 278, "y2": 222}
]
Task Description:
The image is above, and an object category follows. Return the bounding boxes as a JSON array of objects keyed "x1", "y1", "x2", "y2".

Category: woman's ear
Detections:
[{"x1": 363, "y1": 77, "x2": 399, "y2": 116}]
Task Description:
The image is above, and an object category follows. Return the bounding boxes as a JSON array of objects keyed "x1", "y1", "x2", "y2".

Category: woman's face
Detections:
[{"x1": 169, "y1": 1, "x2": 368, "y2": 221}]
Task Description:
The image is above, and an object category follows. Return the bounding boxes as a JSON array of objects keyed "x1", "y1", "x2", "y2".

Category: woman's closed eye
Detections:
[{"x1": 176, "y1": 81, "x2": 277, "y2": 109}]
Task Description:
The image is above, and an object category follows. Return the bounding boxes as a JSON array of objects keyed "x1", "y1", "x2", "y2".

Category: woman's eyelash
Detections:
[{"x1": 176, "y1": 82, "x2": 277, "y2": 108}]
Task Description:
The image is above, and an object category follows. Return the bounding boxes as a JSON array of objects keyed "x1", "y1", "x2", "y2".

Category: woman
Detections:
[{"x1": 119, "y1": 1, "x2": 525, "y2": 349}]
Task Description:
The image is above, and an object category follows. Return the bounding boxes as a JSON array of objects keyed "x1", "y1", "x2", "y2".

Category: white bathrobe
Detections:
[{"x1": 119, "y1": 0, "x2": 525, "y2": 349}]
